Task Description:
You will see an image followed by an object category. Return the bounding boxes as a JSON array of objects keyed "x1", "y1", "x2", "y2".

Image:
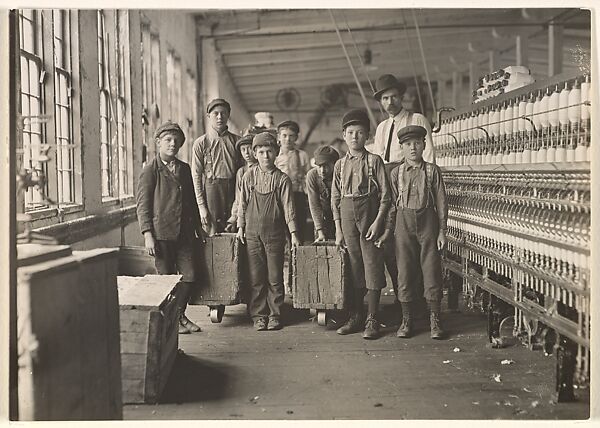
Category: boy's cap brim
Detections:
[
  {"x1": 154, "y1": 121, "x2": 185, "y2": 143},
  {"x1": 207, "y1": 98, "x2": 231, "y2": 114}
]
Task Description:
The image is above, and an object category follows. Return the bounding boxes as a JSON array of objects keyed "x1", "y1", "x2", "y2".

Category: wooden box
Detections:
[
  {"x1": 292, "y1": 243, "x2": 347, "y2": 310},
  {"x1": 118, "y1": 245, "x2": 157, "y2": 276},
  {"x1": 117, "y1": 274, "x2": 182, "y2": 404},
  {"x1": 190, "y1": 233, "x2": 246, "y2": 305},
  {"x1": 17, "y1": 244, "x2": 122, "y2": 420}
]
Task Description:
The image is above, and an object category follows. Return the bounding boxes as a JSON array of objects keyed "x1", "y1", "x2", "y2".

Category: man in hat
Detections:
[
  {"x1": 306, "y1": 145, "x2": 339, "y2": 241},
  {"x1": 331, "y1": 109, "x2": 391, "y2": 340},
  {"x1": 136, "y1": 121, "x2": 203, "y2": 334},
  {"x1": 191, "y1": 98, "x2": 240, "y2": 234},
  {"x1": 377, "y1": 125, "x2": 448, "y2": 340},
  {"x1": 237, "y1": 132, "x2": 299, "y2": 331}
]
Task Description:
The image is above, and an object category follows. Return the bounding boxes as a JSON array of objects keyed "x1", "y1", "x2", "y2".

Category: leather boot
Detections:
[
  {"x1": 178, "y1": 316, "x2": 191, "y2": 334},
  {"x1": 397, "y1": 302, "x2": 413, "y2": 338},
  {"x1": 362, "y1": 314, "x2": 380, "y2": 340},
  {"x1": 430, "y1": 311, "x2": 444, "y2": 340},
  {"x1": 180, "y1": 314, "x2": 202, "y2": 332},
  {"x1": 336, "y1": 312, "x2": 363, "y2": 335}
]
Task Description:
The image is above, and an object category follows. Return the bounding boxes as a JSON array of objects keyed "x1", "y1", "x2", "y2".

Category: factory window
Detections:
[
  {"x1": 116, "y1": 10, "x2": 133, "y2": 197},
  {"x1": 97, "y1": 10, "x2": 113, "y2": 199},
  {"x1": 140, "y1": 20, "x2": 161, "y2": 164},
  {"x1": 166, "y1": 50, "x2": 184, "y2": 160},
  {"x1": 184, "y1": 69, "x2": 197, "y2": 161}
]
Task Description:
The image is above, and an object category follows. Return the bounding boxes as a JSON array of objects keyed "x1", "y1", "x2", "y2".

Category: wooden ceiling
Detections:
[{"x1": 195, "y1": 8, "x2": 591, "y2": 115}]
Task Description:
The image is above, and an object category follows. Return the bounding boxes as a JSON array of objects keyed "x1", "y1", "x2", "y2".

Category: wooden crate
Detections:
[
  {"x1": 292, "y1": 243, "x2": 347, "y2": 310},
  {"x1": 117, "y1": 274, "x2": 182, "y2": 404},
  {"x1": 17, "y1": 244, "x2": 122, "y2": 420},
  {"x1": 118, "y1": 246, "x2": 157, "y2": 276},
  {"x1": 190, "y1": 233, "x2": 246, "y2": 305}
]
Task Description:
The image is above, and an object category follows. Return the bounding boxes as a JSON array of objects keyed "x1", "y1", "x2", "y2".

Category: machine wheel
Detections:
[
  {"x1": 210, "y1": 305, "x2": 225, "y2": 323},
  {"x1": 317, "y1": 310, "x2": 327, "y2": 326}
]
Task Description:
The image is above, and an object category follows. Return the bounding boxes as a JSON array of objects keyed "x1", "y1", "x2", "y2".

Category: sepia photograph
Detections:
[{"x1": 0, "y1": 2, "x2": 596, "y2": 424}]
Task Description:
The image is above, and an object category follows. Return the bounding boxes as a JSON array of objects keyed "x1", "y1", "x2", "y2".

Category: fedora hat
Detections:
[{"x1": 373, "y1": 74, "x2": 407, "y2": 101}]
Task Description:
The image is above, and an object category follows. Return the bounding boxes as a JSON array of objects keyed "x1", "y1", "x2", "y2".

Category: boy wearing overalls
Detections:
[
  {"x1": 331, "y1": 109, "x2": 391, "y2": 340},
  {"x1": 379, "y1": 125, "x2": 448, "y2": 339},
  {"x1": 306, "y1": 145, "x2": 339, "y2": 241},
  {"x1": 192, "y1": 98, "x2": 240, "y2": 234},
  {"x1": 237, "y1": 132, "x2": 299, "y2": 331}
]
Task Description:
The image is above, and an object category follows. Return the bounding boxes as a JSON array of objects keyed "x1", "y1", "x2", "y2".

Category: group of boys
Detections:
[{"x1": 136, "y1": 73, "x2": 449, "y2": 341}]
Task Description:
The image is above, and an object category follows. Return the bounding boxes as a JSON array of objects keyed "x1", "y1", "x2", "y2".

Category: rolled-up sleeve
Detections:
[
  {"x1": 136, "y1": 165, "x2": 155, "y2": 235},
  {"x1": 331, "y1": 160, "x2": 342, "y2": 222},
  {"x1": 433, "y1": 165, "x2": 448, "y2": 230},
  {"x1": 191, "y1": 137, "x2": 207, "y2": 209},
  {"x1": 373, "y1": 156, "x2": 391, "y2": 219},
  {"x1": 279, "y1": 174, "x2": 297, "y2": 234},
  {"x1": 306, "y1": 169, "x2": 324, "y2": 231}
]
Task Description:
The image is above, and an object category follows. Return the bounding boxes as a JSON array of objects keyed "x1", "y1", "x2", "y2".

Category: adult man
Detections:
[{"x1": 191, "y1": 98, "x2": 240, "y2": 234}]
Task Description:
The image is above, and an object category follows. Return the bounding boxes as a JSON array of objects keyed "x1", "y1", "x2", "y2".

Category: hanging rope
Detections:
[
  {"x1": 329, "y1": 10, "x2": 378, "y2": 130},
  {"x1": 400, "y1": 10, "x2": 424, "y2": 114},
  {"x1": 411, "y1": 9, "x2": 437, "y2": 115}
]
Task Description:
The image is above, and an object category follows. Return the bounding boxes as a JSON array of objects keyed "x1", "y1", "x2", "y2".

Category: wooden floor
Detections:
[{"x1": 123, "y1": 295, "x2": 589, "y2": 420}]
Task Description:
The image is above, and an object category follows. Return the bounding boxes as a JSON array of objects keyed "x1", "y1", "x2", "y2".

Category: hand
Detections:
[
  {"x1": 437, "y1": 230, "x2": 447, "y2": 251},
  {"x1": 365, "y1": 219, "x2": 383, "y2": 241},
  {"x1": 195, "y1": 227, "x2": 207, "y2": 243},
  {"x1": 290, "y1": 232, "x2": 300, "y2": 248},
  {"x1": 224, "y1": 221, "x2": 236, "y2": 233},
  {"x1": 199, "y1": 205, "x2": 211, "y2": 229},
  {"x1": 236, "y1": 227, "x2": 246, "y2": 245},
  {"x1": 374, "y1": 229, "x2": 392, "y2": 248},
  {"x1": 314, "y1": 229, "x2": 326, "y2": 243},
  {"x1": 144, "y1": 232, "x2": 156, "y2": 257},
  {"x1": 335, "y1": 228, "x2": 346, "y2": 252}
]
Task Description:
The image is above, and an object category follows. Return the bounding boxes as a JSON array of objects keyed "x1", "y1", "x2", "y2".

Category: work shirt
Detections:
[
  {"x1": 228, "y1": 162, "x2": 257, "y2": 225},
  {"x1": 373, "y1": 110, "x2": 435, "y2": 164},
  {"x1": 331, "y1": 149, "x2": 391, "y2": 223},
  {"x1": 191, "y1": 127, "x2": 239, "y2": 209},
  {"x1": 387, "y1": 160, "x2": 448, "y2": 231},
  {"x1": 305, "y1": 167, "x2": 333, "y2": 232},
  {"x1": 238, "y1": 165, "x2": 297, "y2": 233},
  {"x1": 275, "y1": 148, "x2": 310, "y2": 193}
]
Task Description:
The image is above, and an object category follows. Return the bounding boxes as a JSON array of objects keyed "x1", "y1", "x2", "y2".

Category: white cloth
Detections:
[{"x1": 373, "y1": 109, "x2": 435, "y2": 164}]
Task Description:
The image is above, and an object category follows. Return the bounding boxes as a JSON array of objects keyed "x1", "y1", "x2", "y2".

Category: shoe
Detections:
[
  {"x1": 267, "y1": 317, "x2": 282, "y2": 330},
  {"x1": 178, "y1": 318, "x2": 191, "y2": 334},
  {"x1": 362, "y1": 315, "x2": 380, "y2": 340},
  {"x1": 254, "y1": 318, "x2": 268, "y2": 331},
  {"x1": 180, "y1": 314, "x2": 201, "y2": 333},
  {"x1": 430, "y1": 312, "x2": 445, "y2": 340},
  {"x1": 336, "y1": 313, "x2": 363, "y2": 335},
  {"x1": 396, "y1": 316, "x2": 413, "y2": 338}
]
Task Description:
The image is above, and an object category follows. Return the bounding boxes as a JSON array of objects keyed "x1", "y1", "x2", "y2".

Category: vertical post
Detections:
[
  {"x1": 488, "y1": 49, "x2": 499, "y2": 73},
  {"x1": 469, "y1": 62, "x2": 475, "y2": 100},
  {"x1": 452, "y1": 71, "x2": 458, "y2": 108},
  {"x1": 548, "y1": 21, "x2": 563, "y2": 76},
  {"x1": 436, "y1": 78, "x2": 445, "y2": 109},
  {"x1": 515, "y1": 34, "x2": 530, "y2": 67}
]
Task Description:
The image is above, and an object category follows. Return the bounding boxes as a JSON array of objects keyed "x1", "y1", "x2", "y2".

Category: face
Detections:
[
  {"x1": 240, "y1": 144, "x2": 255, "y2": 164},
  {"x1": 401, "y1": 136, "x2": 425, "y2": 162},
  {"x1": 316, "y1": 162, "x2": 334, "y2": 180},
  {"x1": 278, "y1": 127, "x2": 298, "y2": 150},
  {"x1": 343, "y1": 124, "x2": 369, "y2": 152},
  {"x1": 157, "y1": 132, "x2": 182, "y2": 159},
  {"x1": 207, "y1": 105, "x2": 230, "y2": 132},
  {"x1": 380, "y1": 88, "x2": 403, "y2": 117},
  {"x1": 254, "y1": 145, "x2": 277, "y2": 169}
]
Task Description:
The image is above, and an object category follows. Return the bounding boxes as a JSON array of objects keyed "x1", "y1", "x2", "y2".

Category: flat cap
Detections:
[
  {"x1": 314, "y1": 145, "x2": 340, "y2": 165},
  {"x1": 206, "y1": 98, "x2": 231, "y2": 114},
  {"x1": 277, "y1": 120, "x2": 300, "y2": 134},
  {"x1": 235, "y1": 134, "x2": 254, "y2": 152},
  {"x1": 397, "y1": 125, "x2": 427, "y2": 144},
  {"x1": 373, "y1": 74, "x2": 407, "y2": 101},
  {"x1": 153, "y1": 121, "x2": 185, "y2": 143},
  {"x1": 342, "y1": 109, "x2": 370, "y2": 130},
  {"x1": 252, "y1": 131, "x2": 278, "y2": 150}
]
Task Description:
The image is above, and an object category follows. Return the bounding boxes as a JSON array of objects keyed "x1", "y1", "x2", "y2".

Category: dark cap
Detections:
[
  {"x1": 277, "y1": 120, "x2": 300, "y2": 134},
  {"x1": 153, "y1": 121, "x2": 185, "y2": 143},
  {"x1": 314, "y1": 145, "x2": 340, "y2": 165},
  {"x1": 342, "y1": 109, "x2": 370, "y2": 130},
  {"x1": 252, "y1": 131, "x2": 278, "y2": 150},
  {"x1": 235, "y1": 134, "x2": 254, "y2": 152},
  {"x1": 397, "y1": 125, "x2": 427, "y2": 144},
  {"x1": 373, "y1": 74, "x2": 407, "y2": 101},
  {"x1": 207, "y1": 98, "x2": 231, "y2": 114}
]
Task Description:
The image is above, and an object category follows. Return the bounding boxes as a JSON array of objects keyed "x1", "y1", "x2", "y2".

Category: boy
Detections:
[
  {"x1": 306, "y1": 145, "x2": 339, "y2": 241},
  {"x1": 377, "y1": 125, "x2": 448, "y2": 339},
  {"x1": 192, "y1": 98, "x2": 240, "y2": 234},
  {"x1": 237, "y1": 132, "x2": 299, "y2": 331},
  {"x1": 136, "y1": 121, "x2": 202, "y2": 334},
  {"x1": 331, "y1": 109, "x2": 391, "y2": 340},
  {"x1": 224, "y1": 132, "x2": 258, "y2": 232}
]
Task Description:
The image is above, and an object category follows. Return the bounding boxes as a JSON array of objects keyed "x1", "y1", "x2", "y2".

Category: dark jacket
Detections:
[{"x1": 136, "y1": 155, "x2": 200, "y2": 241}]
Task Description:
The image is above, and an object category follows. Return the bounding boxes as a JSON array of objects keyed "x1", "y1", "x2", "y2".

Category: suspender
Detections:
[
  {"x1": 339, "y1": 153, "x2": 377, "y2": 197},
  {"x1": 397, "y1": 161, "x2": 435, "y2": 208}
]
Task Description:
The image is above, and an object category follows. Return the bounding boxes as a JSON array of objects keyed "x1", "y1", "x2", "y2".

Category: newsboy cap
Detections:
[
  {"x1": 206, "y1": 98, "x2": 231, "y2": 114},
  {"x1": 154, "y1": 121, "x2": 185, "y2": 143},
  {"x1": 235, "y1": 134, "x2": 254, "y2": 152},
  {"x1": 252, "y1": 131, "x2": 278, "y2": 150},
  {"x1": 396, "y1": 125, "x2": 427, "y2": 144},
  {"x1": 373, "y1": 74, "x2": 407, "y2": 101},
  {"x1": 277, "y1": 120, "x2": 300, "y2": 134},
  {"x1": 342, "y1": 109, "x2": 370, "y2": 130},
  {"x1": 314, "y1": 145, "x2": 340, "y2": 165}
]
